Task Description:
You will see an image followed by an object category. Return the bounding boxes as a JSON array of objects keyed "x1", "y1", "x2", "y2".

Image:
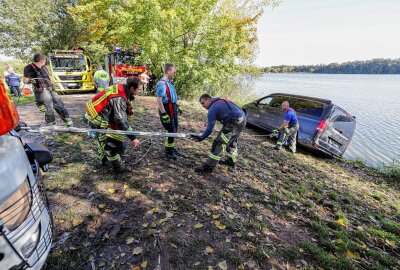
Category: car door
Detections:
[
  {"x1": 245, "y1": 96, "x2": 274, "y2": 130},
  {"x1": 318, "y1": 106, "x2": 356, "y2": 156}
]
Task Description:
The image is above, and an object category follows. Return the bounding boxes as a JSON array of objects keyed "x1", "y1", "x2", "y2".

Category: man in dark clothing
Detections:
[
  {"x1": 84, "y1": 77, "x2": 142, "y2": 173},
  {"x1": 5, "y1": 67, "x2": 21, "y2": 97},
  {"x1": 156, "y1": 63, "x2": 182, "y2": 160},
  {"x1": 23, "y1": 52, "x2": 72, "y2": 126},
  {"x1": 273, "y1": 101, "x2": 300, "y2": 153},
  {"x1": 191, "y1": 94, "x2": 246, "y2": 173}
]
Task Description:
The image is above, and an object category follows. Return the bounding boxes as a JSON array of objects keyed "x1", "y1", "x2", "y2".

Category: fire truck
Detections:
[
  {"x1": 105, "y1": 49, "x2": 155, "y2": 91},
  {"x1": 48, "y1": 50, "x2": 96, "y2": 93}
]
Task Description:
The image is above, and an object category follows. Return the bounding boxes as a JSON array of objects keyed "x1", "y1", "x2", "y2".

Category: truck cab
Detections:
[
  {"x1": 105, "y1": 49, "x2": 155, "y2": 92},
  {"x1": 48, "y1": 50, "x2": 95, "y2": 93},
  {"x1": 0, "y1": 80, "x2": 53, "y2": 269}
]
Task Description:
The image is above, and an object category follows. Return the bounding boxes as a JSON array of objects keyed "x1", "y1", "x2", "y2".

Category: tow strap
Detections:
[{"x1": 21, "y1": 125, "x2": 201, "y2": 138}]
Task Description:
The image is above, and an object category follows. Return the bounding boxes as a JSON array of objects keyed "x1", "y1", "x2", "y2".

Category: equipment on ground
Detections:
[{"x1": 48, "y1": 50, "x2": 96, "y2": 93}]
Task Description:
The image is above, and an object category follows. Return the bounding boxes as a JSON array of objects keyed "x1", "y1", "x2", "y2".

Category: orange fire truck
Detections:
[{"x1": 105, "y1": 49, "x2": 155, "y2": 91}]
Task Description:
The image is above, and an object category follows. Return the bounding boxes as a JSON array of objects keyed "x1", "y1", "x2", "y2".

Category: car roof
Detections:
[{"x1": 268, "y1": 93, "x2": 332, "y2": 105}]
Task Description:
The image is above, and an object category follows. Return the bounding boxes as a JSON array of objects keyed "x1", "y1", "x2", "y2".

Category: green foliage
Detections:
[
  {"x1": 0, "y1": 0, "x2": 80, "y2": 60},
  {"x1": 68, "y1": 0, "x2": 278, "y2": 98},
  {"x1": 264, "y1": 58, "x2": 400, "y2": 74}
]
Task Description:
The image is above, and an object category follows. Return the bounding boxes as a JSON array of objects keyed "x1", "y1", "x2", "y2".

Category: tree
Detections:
[
  {"x1": 69, "y1": 0, "x2": 279, "y2": 98},
  {"x1": 0, "y1": 0, "x2": 80, "y2": 60}
]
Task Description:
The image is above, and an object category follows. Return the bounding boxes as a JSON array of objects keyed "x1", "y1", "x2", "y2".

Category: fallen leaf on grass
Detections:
[
  {"x1": 337, "y1": 218, "x2": 346, "y2": 227},
  {"x1": 346, "y1": 249, "x2": 361, "y2": 259},
  {"x1": 132, "y1": 267, "x2": 140, "y2": 270},
  {"x1": 98, "y1": 204, "x2": 105, "y2": 209},
  {"x1": 218, "y1": 260, "x2": 228, "y2": 270},
  {"x1": 126, "y1": 237, "x2": 135, "y2": 244},
  {"x1": 385, "y1": 239, "x2": 397, "y2": 248},
  {"x1": 228, "y1": 214, "x2": 235, "y2": 219},
  {"x1": 107, "y1": 188, "x2": 116, "y2": 194},
  {"x1": 207, "y1": 266, "x2": 213, "y2": 270},
  {"x1": 194, "y1": 223, "x2": 204, "y2": 229},
  {"x1": 166, "y1": 211, "x2": 174, "y2": 218},
  {"x1": 247, "y1": 232, "x2": 255, "y2": 237},
  {"x1": 215, "y1": 221, "x2": 226, "y2": 230},
  {"x1": 72, "y1": 219, "x2": 81, "y2": 227},
  {"x1": 132, "y1": 246, "x2": 144, "y2": 255},
  {"x1": 141, "y1": 261, "x2": 148, "y2": 268},
  {"x1": 205, "y1": 246, "x2": 214, "y2": 254},
  {"x1": 212, "y1": 214, "x2": 220, "y2": 219},
  {"x1": 245, "y1": 203, "x2": 253, "y2": 209}
]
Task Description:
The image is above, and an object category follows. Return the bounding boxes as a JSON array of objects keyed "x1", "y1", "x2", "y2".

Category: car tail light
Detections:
[
  {"x1": 0, "y1": 79, "x2": 19, "y2": 135},
  {"x1": 316, "y1": 119, "x2": 327, "y2": 132}
]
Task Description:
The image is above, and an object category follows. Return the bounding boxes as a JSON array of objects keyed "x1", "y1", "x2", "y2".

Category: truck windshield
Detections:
[{"x1": 50, "y1": 56, "x2": 87, "y2": 71}]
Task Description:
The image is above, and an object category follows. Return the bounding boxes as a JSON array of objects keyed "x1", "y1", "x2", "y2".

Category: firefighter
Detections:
[
  {"x1": 272, "y1": 101, "x2": 299, "y2": 153},
  {"x1": 23, "y1": 52, "x2": 73, "y2": 126},
  {"x1": 191, "y1": 94, "x2": 246, "y2": 173},
  {"x1": 84, "y1": 77, "x2": 143, "y2": 173},
  {"x1": 156, "y1": 63, "x2": 182, "y2": 160},
  {"x1": 93, "y1": 64, "x2": 110, "y2": 92}
]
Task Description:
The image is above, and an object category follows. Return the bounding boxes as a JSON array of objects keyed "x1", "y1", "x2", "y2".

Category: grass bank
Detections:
[{"x1": 21, "y1": 96, "x2": 400, "y2": 270}]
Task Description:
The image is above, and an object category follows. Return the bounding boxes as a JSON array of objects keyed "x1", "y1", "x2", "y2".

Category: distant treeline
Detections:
[{"x1": 263, "y1": 59, "x2": 400, "y2": 74}]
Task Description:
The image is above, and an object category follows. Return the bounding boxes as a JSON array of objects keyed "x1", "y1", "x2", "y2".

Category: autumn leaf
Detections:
[
  {"x1": 228, "y1": 214, "x2": 235, "y2": 219},
  {"x1": 126, "y1": 237, "x2": 135, "y2": 244},
  {"x1": 141, "y1": 261, "x2": 148, "y2": 268},
  {"x1": 98, "y1": 204, "x2": 105, "y2": 209},
  {"x1": 194, "y1": 223, "x2": 204, "y2": 229},
  {"x1": 166, "y1": 211, "x2": 174, "y2": 218},
  {"x1": 215, "y1": 221, "x2": 226, "y2": 230},
  {"x1": 132, "y1": 246, "x2": 144, "y2": 255},
  {"x1": 107, "y1": 188, "x2": 116, "y2": 194},
  {"x1": 385, "y1": 239, "x2": 397, "y2": 248},
  {"x1": 212, "y1": 214, "x2": 220, "y2": 219},
  {"x1": 337, "y1": 218, "x2": 346, "y2": 227},
  {"x1": 205, "y1": 246, "x2": 214, "y2": 254},
  {"x1": 72, "y1": 219, "x2": 81, "y2": 226},
  {"x1": 218, "y1": 260, "x2": 228, "y2": 270}
]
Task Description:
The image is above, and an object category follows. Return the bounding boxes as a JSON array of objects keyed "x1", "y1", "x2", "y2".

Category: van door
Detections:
[{"x1": 316, "y1": 106, "x2": 356, "y2": 156}]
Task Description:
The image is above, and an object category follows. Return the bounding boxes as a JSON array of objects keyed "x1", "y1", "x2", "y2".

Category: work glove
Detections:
[
  {"x1": 177, "y1": 105, "x2": 183, "y2": 115},
  {"x1": 161, "y1": 113, "x2": 171, "y2": 124},
  {"x1": 190, "y1": 134, "x2": 203, "y2": 142},
  {"x1": 272, "y1": 129, "x2": 279, "y2": 135},
  {"x1": 38, "y1": 104, "x2": 47, "y2": 112}
]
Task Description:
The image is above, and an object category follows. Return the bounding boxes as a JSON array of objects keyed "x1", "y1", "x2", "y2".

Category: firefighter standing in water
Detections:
[
  {"x1": 191, "y1": 94, "x2": 246, "y2": 173},
  {"x1": 85, "y1": 77, "x2": 142, "y2": 173},
  {"x1": 156, "y1": 63, "x2": 182, "y2": 160}
]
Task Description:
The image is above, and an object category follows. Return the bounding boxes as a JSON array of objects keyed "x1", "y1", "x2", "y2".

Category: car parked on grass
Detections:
[
  {"x1": 0, "y1": 79, "x2": 53, "y2": 269},
  {"x1": 242, "y1": 93, "x2": 356, "y2": 157}
]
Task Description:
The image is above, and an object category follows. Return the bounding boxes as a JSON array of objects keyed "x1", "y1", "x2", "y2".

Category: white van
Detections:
[{"x1": 0, "y1": 80, "x2": 53, "y2": 269}]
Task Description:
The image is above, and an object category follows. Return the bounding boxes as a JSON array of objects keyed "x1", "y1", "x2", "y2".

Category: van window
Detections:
[
  {"x1": 259, "y1": 97, "x2": 272, "y2": 105},
  {"x1": 269, "y1": 96, "x2": 325, "y2": 117},
  {"x1": 292, "y1": 98, "x2": 325, "y2": 117},
  {"x1": 330, "y1": 107, "x2": 355, "y2": 139}
]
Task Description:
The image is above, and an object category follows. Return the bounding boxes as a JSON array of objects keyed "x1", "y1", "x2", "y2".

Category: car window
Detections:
[
  {"x1": 259, "y1": 97, "x2": 272, "y2": 105},
  {"x1": 292, "y1": 98, "x2": 325, "y2": 117},
  {"x1": 269, "y1": 96, "x2": 287, "y2": 108},
  {"x1": 329, "y1": 107, "x2": 355, "y2": 138}
]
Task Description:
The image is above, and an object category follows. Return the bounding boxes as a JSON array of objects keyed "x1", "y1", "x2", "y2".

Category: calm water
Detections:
[{"x1": 253, "y1": 73, "x2": 400, "y2": 166}]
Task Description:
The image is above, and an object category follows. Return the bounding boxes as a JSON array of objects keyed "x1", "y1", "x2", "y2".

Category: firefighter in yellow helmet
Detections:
[{"x1": 84, "y1": 77, "x2": 142, "y2": 173}]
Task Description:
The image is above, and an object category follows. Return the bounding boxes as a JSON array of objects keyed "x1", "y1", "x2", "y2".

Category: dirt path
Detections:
[{"x1": 16, "y1": 95, "x2": 400, "y2": 270}]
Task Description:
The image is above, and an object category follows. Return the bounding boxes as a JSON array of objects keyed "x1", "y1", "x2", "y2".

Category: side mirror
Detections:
[
  {"x1": 255, "y1": 101, "x2": 260, "y2": 108},
  {"x1": 25, "y1": 143, "x2": 53, "y2": 172}
]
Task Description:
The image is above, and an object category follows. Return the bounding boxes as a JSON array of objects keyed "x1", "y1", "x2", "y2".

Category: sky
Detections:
[{"x1": 255, "y1": 0, "x2": 400, "y2": 66}]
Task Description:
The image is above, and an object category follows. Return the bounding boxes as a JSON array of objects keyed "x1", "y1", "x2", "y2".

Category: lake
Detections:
[{"x1": 253, "y1": 73, "x2": 400, "y2": 166}]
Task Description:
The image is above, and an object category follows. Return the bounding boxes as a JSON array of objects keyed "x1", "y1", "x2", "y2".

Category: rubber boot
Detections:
[
  {"x1": 195, "y1": 163, "x2": 214, "y2": 174},
  {"x1": 165, "y1": 147, "x2": 177, "y2": 160},
  {"x1": 219, "y1": 158, "x2": 236, "y2": 168},
  {"x1": 110, "y1": 160, "x2": 131, "y2": 174}
]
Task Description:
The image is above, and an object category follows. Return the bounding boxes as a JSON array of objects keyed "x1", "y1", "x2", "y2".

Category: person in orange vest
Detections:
[{"x1": 85, "y1": 77, "x2": 143, "y2": 173}]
